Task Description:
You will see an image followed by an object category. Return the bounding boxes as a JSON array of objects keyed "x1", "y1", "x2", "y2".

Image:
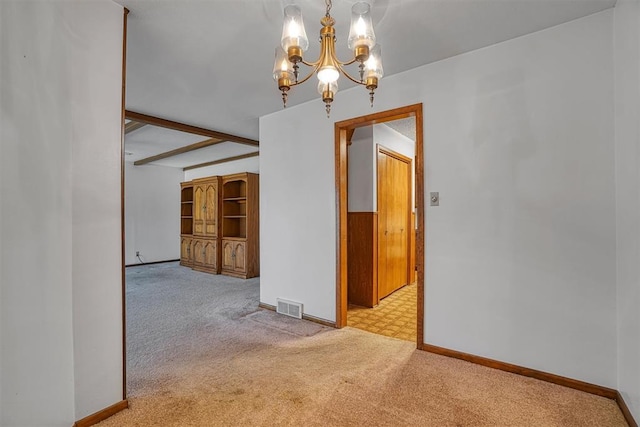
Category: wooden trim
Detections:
[
  {"x1": 421, "y1": 343, "x2": 618, "y2": 399},
  {"x1": 414, "y1": 105, "x2": 424, "y2": 348},
  {"x1": 120, "y1": 6, "x2": 129, "y2": 401},
  {"x1": 125, "y1": 259, "x2": 180, "y2": 268},
  {"x1": 334, "y1": 104, "x2": 424, "y2": 350},
  {"x1": 124, "y1": 120, "x2": 145, "y2": 134},
  {"x1": 346, "y1": 128, "x2": 356, "y2": 146},
  {"x1": 377, "y1": 145, "x2": 412, "y2": 164},
  {"x1": 335, "y1": 104, "x2": 424, "y2": 130},
  {"x1": 616, "y1": 391, "x2": 639, "y2": 427},
  {"x1": 183, "y1": 151, "x2": 259, "y2": 171},
  {"x1": 124, "y1": 110, "x2": 259, "y2": 147},
  {"x1": 335, "y1": 126, "x2": 348, "y2": 328},
  {"x1": 422, "y1": 343, "x2": 638, "y2": 425},
  {"x1": 133, "y1": 137, "x2": 224, "y2": 166},
  {"x1": 258, "y1": 303, "x2": 337, "y2": 328},
  {"x1": 74, "y1": 400, "x2": 128, "y2": 427}
]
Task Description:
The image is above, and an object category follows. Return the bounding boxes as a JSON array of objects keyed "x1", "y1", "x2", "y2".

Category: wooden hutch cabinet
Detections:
[
  {"x1": 180, "y1": 182, "x2": 194, "y2": 267},
  {"x1": 180, "y1": 172, "x2": 258, "y2": 278},
  {"x1": 221, "y1": 173, "x2": 259, "y2": 279},
  {"x1": 190, "y1": 176, "x2": 222, "y2": 274}
]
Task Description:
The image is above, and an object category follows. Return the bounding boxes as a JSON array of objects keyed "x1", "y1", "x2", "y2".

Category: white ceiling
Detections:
[{"x1": 117, "y1": 0, "x2": 615, "y2": 168}]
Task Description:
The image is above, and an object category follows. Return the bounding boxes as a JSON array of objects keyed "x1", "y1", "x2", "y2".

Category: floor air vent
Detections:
[{"x1": 276, "y1": 298, "x2": 303, "y2": 319}]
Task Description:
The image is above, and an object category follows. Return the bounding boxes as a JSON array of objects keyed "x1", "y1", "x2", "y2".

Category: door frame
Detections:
[
  {"x1": 376, "y1": 144, "x2": 413, "y2": 301},
  {"x1": 335, "y1": 103, "x2": 424, "y2": 348}
]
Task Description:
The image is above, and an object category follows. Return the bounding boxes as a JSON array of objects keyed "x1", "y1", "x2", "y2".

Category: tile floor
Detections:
[{"x1": 347, "y1": 283, "x2": 417, "y2": 342}]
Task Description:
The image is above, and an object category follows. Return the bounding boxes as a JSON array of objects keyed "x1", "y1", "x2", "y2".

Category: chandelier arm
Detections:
[
  {"x1": 290, "y1": 65, "x2": 321, "y2": 86},
  {"x1": 336, "y1": 57, "x2": 358, "y2": 67},
  {"x1": 301, "y1": 58, "x2": 321, "y2": 67},
  {"x1": 336, "y1": 63, "x2": 367, "y2": 85}
]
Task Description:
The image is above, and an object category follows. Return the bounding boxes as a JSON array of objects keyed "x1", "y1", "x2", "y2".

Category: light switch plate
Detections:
[{"x1": 430, "y1": 192, "x2": 439, "y2": 206}]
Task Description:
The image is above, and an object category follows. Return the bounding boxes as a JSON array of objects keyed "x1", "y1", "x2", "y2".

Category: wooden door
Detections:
[
  {"x1": 204, "y1": 183, "x2": 218, "y2": 237},
  {"x1": 193, "y1": 185, "x2": 205, "y2": 235},
  {"x1": 222, "y1": 240, "x2": 234, "y2": 271},
  {"x1": 180, "y1": 236, "x2": 192, "y2": 265},
  {"x1": 377, "y1": 146, "x2": 412, "y2": 300},
  {"x1": 233, "y1": 241, "x2": 246, "y2": 274},
  {"x1": 203, "y1": 239, "x2": 217, "y2": 271},
  {"x1": 192, "y1": 239, "x2": 204, "y2": 268}
]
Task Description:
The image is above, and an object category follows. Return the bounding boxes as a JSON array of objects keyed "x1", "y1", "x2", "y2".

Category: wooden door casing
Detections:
[{"x1": 377, "y1": 146, "x2": 412, "y2": 300}]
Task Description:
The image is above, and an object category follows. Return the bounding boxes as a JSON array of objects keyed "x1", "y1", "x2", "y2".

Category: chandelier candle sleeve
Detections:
[
  {"x1": 273, "y1": 0, "x2": 383, "y2": 116},
  {"x1": 348, "y1": 2, "x2": 376, "y2": 61},
  {"x1": 281, "y1": 4, "x2": 308, "y2": 62},
  {"x1": 273, "y1": 47, "x2": 294, "y2": 106}
]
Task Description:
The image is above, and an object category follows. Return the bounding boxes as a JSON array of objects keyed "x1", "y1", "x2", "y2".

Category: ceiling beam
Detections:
[
  {"x1": 134, "y1": 137, "x2": 225, "y2": 166},
  {"x1": 183, "y1": 151, "x2": 259, "y2": 171},
  {"x1": 125, "y1": 110, "x2": 259, "y2": 147},
  {"x1": 124, "y1": 120, "x2": 146, "y2": 134}
]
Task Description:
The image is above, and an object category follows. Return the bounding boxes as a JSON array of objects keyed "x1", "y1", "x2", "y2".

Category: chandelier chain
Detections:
[{"x1": 325, "y1": 0, "x2": 332, "y2": 17}]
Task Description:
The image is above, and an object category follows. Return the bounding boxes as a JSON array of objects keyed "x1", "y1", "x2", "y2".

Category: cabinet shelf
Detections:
[
  {"x1": 180, "y1": 182, "x2": 195, "y2": 235},
  {"x1": 224, "y1": 215, "x2": 246, "y2": 219},
  {"x1": 223, "y1": 197, "x2": 247, "y2": 202}
]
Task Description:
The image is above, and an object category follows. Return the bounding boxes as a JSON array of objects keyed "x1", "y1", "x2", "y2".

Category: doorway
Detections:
[{"x1": 335, "y1": 104, "x2": 424, "y2": 348}]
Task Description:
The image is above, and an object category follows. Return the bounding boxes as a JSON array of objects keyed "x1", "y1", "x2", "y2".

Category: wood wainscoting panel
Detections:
[{"x1": 347, "y1": 212, "x2": 378, "y2": 308}]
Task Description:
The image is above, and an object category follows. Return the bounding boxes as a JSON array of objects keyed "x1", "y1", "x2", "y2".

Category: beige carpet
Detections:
[{"x1": 99, "y1": 263, "x2": 627, "y2": 426}]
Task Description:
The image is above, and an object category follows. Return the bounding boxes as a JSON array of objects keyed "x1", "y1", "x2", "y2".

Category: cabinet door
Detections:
[
  {"x1": 192, "y1": 239, "x2": 204, "y2": 267},
  {"x1": 222, "y1": 240, "x2": 235, "y2": 271},
  {"x1": 233, "y1": 241, "x2": 246, "y2": 274},
  {"x1": 180, "y1": 236, "x2": 192, "y2": 264},
  {"x1": 193, "y1": 185, "x2": 205, "y2": 235},
  {"x1": 204, "y1": 183, "x2": 218, "y2": 237},
  {"x1": 203, "y1": 239, "x2": 217, "y2": 271}
]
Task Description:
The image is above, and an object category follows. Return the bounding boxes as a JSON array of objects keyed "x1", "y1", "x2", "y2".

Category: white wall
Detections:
[
  {"x1": 348, "y1": 127, "x2": 374, "y2": 212},
  {"x1": 0, "y1": 1, "x2": 124, "y2": 425},
  {"x1": 125, "y1": 163, "x2": 183, "y2": 265},
  {"x1": 261, "y1": 11, "x2": 617, "y2": 388},
  {"x1": 614, "y1": 0, "x2": 640, "y2": 420},
  {"x1": 184, "y1": 156, "x2": 259, "y2": 181},
  {"x1": 348, "y1": 124, "x2": 415, "y2": 212}
]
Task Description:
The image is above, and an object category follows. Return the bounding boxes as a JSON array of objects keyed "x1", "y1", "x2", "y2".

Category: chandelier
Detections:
[{"x1": 272, "y1": 0, "x2": 384, "y2": 117}]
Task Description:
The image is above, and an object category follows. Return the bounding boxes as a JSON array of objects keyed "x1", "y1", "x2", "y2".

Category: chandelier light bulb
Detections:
[
  {"x1": 355, "y1": 17, "x2": 367, "y2": 36},
  {"x1": 317, "y1": 65, "x2": 339, "y2": 84}
]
